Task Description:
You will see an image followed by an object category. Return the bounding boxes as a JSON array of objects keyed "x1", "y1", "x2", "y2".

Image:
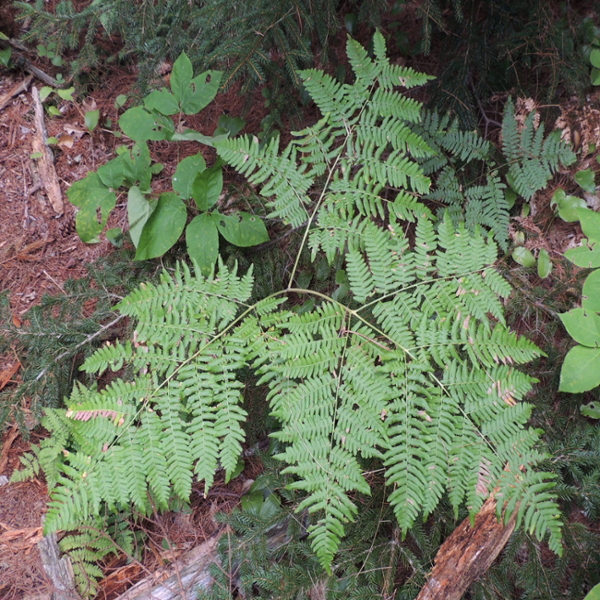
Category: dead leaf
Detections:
[
  {"x1": 0, "y1": 361, "x2": 21, "y2": 391},
  {"x1": 57, "y1": 134, "x2": 74, "y2": 149}
]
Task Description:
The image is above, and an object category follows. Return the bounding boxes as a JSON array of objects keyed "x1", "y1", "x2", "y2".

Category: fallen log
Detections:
[
  {"x1": 415, "y1": 496, "x2": 516, "y2": 600},
  {"x1": 111, "y1": 532, "x2": 222, "y2": 600}
]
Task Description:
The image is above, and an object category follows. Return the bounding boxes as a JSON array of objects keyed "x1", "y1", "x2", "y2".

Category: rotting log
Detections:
[
  {"x1": 37, "y1": 533, "x2": 82, "y2": 600},
  {"x1": 415, "y1": 496, "x2": 516, "y2": 600},
  {"x1": 111, "y1": 533, "x2": 222, "y2": 600},
  {"x1": 31, "y1": 86, "x2": 63, "y2": 215}
]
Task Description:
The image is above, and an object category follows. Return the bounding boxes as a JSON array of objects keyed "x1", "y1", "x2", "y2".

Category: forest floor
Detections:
[{"x1": 1, "y1": 6, "x2": 600, "y2": 600}]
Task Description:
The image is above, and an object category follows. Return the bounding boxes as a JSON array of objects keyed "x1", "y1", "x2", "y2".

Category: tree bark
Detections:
[{"x1": 415, "y1": 496, "x2": 516, "y2": 600}]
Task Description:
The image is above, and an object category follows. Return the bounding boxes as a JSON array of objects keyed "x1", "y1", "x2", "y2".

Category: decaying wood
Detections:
[
  {"x1": 0, "y1": 74, "x2": 33, "y2": 112},
  {"x1": 112, "y1": 532, "x2": 222, "y2": 600},
  {"x1": 0, "y1": 524, "x2": 43, "y2": 550},
  {"x1": 415, "y1": 496, "x2": 516, "y2": 600},
  {"x1": 31, "y1": 86, "x2": 63, "y2": 215},
  {"x1": 37, "y1": 533, "x2": 81, "y2": 600}
]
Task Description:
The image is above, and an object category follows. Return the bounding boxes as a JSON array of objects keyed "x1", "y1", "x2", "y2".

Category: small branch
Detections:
[
  {"x1": 35, "y1": 314, "x2": 126, "y2": 382},
  {"x1": 0, "y1": 74, "x2": 33, "y2": 112},
  {"x1": 31, "y1": 86, "x2": 63, "y2": 215}
]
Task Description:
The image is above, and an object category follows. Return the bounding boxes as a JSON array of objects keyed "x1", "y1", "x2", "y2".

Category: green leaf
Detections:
[
  {"x1": 559, "y1": 308, "x2": 600, "y2": 347},
  {"x1": 182, "y1": 71, "x2": 222, "y2": 115},
  {"x1": 46, "y1": 137, "x2": 58, "y2": 145},
  {"x1": 0, "y1": 45, "x2": 11, "y2": 67},
  {"x1": 170, "y1": 52, "x2": 194, "y2": 106},
  {"x1": 122, "y1": 142, "x2": 152, "y2": 190},
  {"x1": 97, "y1": 157, "x2": 125, "y2": 189},
  {"x1": 191, "y1": 165, "x2": 223, "y2": 211},
  {"x1": 56, "y1": 86, "x2": 75, "y2": 101},
  {"x1": 551, "y1": 188, "x2": 587, "y2": 222},
  {"x1": 575, "y1": 168, "x2": 596, "y2": 193},
  {"x1": 119, "y1": 107, "x2": 171, "y2": 141},
  {"x1": 344, "y1": 13, "x2": 357, "y2": 35},
  {"x1": 591, "y1": 48, "x2": 600, "y2": 68},
  {"x1": 537, "y1": 249, "x2": 552, "y2": 278},
  {"x1": 47, "y1": 106, "x2": 61, "y2": 117},
  {"x1": 504, "y1": 187, "x2": 517, "y2": 209},
  {"x1": 106, "y1": 227, "x2": 123, "y2": 247},
  {"x1": 30, "y1": 152, "x2": 43, "y2": 159},
  {"x1": 512, "y1": 246, "x2": 536, "y2": 268},
  {"x1": 592, "y1": 67, "x2": 600, "y2": 86},
  {"x1": 127, "y1": 186, "x2": 154, "y2": 247},
  {"x1": 115, "y1": 94, "x2": 128, "y2": 109},
  {"x1": 583, "y1": 269, "x2": 600, "y2": 312},
  {"x1": 565, "y1": 239, "x2": 600, "y2": 268},
  {"x1": 172, "y1": 153, "x2": 206, "y2": 199},
  {"x1": 213, "y1": 212, "x2": 269, "y2": 247},
  {"x1": 39, "y1": 86, "x2": 53, "y2": 102},
  {"x1": 186, "y1": 213, "x2": 219, "y2": 276},
  {"x1": 559, "y1": 345, "x2": 600, "y2": 393},
  {"x1": 135, "y1": 193, "x2": 186, "y2": 260},
  {"x1": 581, "y1": 402, "x2": 600, "y2": 420},
  {"x1": 84, "y1": 109, "x2": 100, "y2": 132},
  {"x1": 170, "y1": 131, "x2": 218, "y2": 146},
  {"x1": 578, "y1": 207, "x2": 600, "y2": 242},
  {"x1": 213, "y1": 114, "x2": 246, "y2": 137},
  {"x1": 67, "y1": 172, "x2": 116, "y2": 242},
  {"x1": 150, "y1": 163, "x2": 164, "y2": 174},
  {"x1": 144, "y1": 89, "x2": 179, "y2": 116}
]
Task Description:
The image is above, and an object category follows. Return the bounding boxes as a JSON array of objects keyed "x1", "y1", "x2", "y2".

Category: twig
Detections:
[
  {"x1": 467, "y1": 74, "x2": 501, "y2": 139},
  {"x1": 35, "y1": 314, "x2": 126, "y2": 382},
  {"x1": 0, "y1": 74, "x2": 33, "y2": 112}
]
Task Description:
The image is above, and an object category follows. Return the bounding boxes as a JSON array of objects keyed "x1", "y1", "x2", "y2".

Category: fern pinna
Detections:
[{"x1": 36, "y1": 32, "x2": 561, "y2": 572}]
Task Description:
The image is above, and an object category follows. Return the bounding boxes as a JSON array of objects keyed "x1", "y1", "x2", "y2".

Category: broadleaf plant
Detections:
[
  {"x1": 67, "y1": 52, "x2": 268, "y2": 273},
  {"x1": 23, "y1": 33, "x2": 563, "y2": 576}
]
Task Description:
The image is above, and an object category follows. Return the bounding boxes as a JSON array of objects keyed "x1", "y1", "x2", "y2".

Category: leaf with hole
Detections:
[
  {"x1": 186, "y1": 213, "x2": 219, "y2": 276},
  {"x1": 135, "y1": 193, "x2": 186, "y2": 260},
  {"x1": 213, "y1": 212, "x2": 268, "y2": 247},
  {"x1": 565, "y1": 240, "x2": 600, "y2": 268},
  {"x1": 559, "y1": 345, "x2": 600, "y2": 393},
  {"x1": 192, "y1": 165, "x2": 223, "y2": 211},
  {"x1": 581, "y1": 402, "x2": 600, "y2": 420},
  {"x1": 559, "y1": 308, "x2": 600, "y2": 347},
  {"x1": 121, "y1": 142, "x2": 152, "y2": 190},
  {"x1": 172, "y1": 153, "x2": 206, "y2": 199},
  {"x1": 183, "y1": 71, "x2": 222, "y2": 115},
  {"x1": 67, "y1": 172, "x2": 116, "y2": 243}
]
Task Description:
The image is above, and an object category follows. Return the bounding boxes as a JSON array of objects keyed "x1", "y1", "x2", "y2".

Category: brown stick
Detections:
[
  {"x1": 415, "y1": 496, "x2": 516, "y2": 600},
  {"x1": 31, "y1": 86, "x2": 64, "y2": 215},
  {"x1": 0, "y1": 74, "x2": 33, "y2": 112}
]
